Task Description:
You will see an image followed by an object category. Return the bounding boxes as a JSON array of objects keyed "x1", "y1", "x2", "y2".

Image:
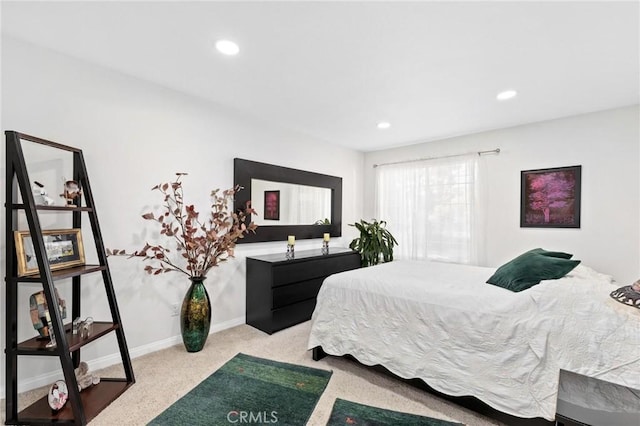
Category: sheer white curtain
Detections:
[{"x1": 375, "y1": 154, "x2": 485, "y2": 265}]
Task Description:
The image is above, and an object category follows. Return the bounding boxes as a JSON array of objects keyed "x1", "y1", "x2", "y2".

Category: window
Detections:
[{"x1": 375, "y1": 155, "x2": 481, "y2": 264}]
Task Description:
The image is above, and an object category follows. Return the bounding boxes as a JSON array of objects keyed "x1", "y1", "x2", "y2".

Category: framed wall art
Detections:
[
  {"x1": 263, "y1": 190, "x2": 280, "y2": 221},
  {"x1": 14, "y1": 229, "x2": 86, "y2": 276},
  {"x1": 521, "y1": 165, "x2": 581, "y2": 228}
]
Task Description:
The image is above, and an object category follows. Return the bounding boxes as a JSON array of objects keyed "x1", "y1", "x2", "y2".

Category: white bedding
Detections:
[{"x1": 307, "y1": 260, "x2": 640, "y2": 421}]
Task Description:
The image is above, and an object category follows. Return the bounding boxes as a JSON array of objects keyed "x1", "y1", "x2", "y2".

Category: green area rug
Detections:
[
  {"x1": 148, "y1": 353, "x2": 332, "y2": 426},
  {"x1": 326, "y1": 398, "x2": 465, "y2": 426}
]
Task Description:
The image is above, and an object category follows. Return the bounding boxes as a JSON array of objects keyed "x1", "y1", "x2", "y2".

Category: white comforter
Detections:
[{"x1": 307, "y1": 260, "x2": 640, "y2": 420}]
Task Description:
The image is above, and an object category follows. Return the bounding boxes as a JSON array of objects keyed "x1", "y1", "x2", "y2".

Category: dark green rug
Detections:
[
  {"x1": 148, "y1": 353, "x2": 332, "y2": 426},
  {"x1": 326, "y1": 398, "x2": 465, "y2": 426}
]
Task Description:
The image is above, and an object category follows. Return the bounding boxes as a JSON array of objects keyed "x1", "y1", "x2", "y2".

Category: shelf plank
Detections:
[
  {"x1": 12, "y1": 132, "x2": 83, "y2": 152},
  {"x1": 17, "y1": 322, "x2": 119, "y2": 354},
  {"x1": 12, "y1": 265, "x2": 107, "y2": 283},
  {"x1": 10, "y1": 204, "x2": 93, "y2": 212},
  {"x1": 16, "y1": 379, "x2": 132, "y2": 424}
]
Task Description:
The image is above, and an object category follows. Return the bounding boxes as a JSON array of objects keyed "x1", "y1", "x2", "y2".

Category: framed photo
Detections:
[
  {"x1": 48, "y1": 380, "x2": 69, "y2": 411},
  {"x1": 14, "y1": 229, "x2": 86, "y2": 276},
  {"x1": 521, "y1": 165, "x2": 581, "y2": 228},
  {"x1": 264, "y1": 190, "x2": 280, "y2": 221}
]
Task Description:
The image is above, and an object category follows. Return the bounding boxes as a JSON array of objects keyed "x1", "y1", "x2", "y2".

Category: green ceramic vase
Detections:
[{"x1": 180, "y1": 276, "x2": 211, "y2": 352}]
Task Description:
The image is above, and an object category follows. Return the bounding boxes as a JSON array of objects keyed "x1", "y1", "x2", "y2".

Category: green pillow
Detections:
[
  {"x1": 486, "y1": 249, "x2": 580, "y2": 292},
  {"x1": 527, "y1": 248, "x2": 574, "y2": 259}
]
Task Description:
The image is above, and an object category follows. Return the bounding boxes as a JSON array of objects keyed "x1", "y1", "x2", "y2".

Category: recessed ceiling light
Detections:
[
  {"x1": 215, "y1": 39, "x2": 240, "y2": 56},
  {"x1": 377, "y1": 122, "x2": 391, "y2": 129},
  {"x1": 496, "y1": 90, "x2": 517, "y2": 101}
]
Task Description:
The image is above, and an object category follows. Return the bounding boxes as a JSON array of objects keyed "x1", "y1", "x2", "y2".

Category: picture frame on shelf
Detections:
[
  {"x1": 47, "y1": 380, "x2": 69, "y2": 411},
  {"x1": 520, "y1": 165, "x2": 581, "y2": 228},
  {"x1": 14, "y1": 228, "x2": 86, "y2": 276}
]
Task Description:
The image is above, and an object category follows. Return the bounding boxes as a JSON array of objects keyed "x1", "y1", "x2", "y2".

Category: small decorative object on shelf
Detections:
[
  {"x1": 72, "y1": 317, "x2": 82, "y2": 335},
  {"x1": 322, "y1": 233, "x2": 330, "y2": 255},
  {"x1": 287, "y1": 235, "x2": 295, "y2": 259},
  {"x1": 60, "y1": 179, "x2": 82, "y2": 207},
  {"x1": 74, "y1": 361, "x2": 100, "y2": 392},
  {"x1": 32, "y1": 181, "x2": 56, "y2": 206},
  {"x1": 29, "y1": 288, "x2": 67, "y2": 338},
  {"x1": 72, "y1": 316, "x2": 94, "y2": 338},
  {"x1": 47, "y1": 380, "x2": 68, "y2": 412},
  {"x1": 45, "y1": 312, "x2": 57, "y2": 348},
  {"x1": 80, "y1": 317, "x2": 94, "y2": 339}
]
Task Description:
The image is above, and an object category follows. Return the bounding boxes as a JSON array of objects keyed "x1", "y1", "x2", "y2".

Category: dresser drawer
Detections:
[
  {"x1": 270, "y1": 299, "x2": 317, "y2": 333},
  {"x1": 272, "y1": 253, "x2": 360, "y2": 286},
  {"x1": 272, "y1": 278, "x2": 324, "y2": 309}
]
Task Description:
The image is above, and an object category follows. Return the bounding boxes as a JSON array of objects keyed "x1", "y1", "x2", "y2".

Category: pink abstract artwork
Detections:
[
  {"x1": 521, "y1": 166, "x2": 581, "y2": 228},
  {"x1": 264, "y1": 190, "x2": 280, "y2": 221}
]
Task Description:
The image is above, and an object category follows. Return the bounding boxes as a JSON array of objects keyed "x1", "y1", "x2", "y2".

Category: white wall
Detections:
[
  {"x1": 0, "y1": 37, "x2": 364, "y2": 396},
  {"x1": 364, "y1": 106, "x2": 640, "y2": 284}
]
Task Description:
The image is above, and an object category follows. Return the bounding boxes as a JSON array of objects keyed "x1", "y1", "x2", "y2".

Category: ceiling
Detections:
[{"x1": 2, "y1": 1, "x2": 638, "y2": 152}]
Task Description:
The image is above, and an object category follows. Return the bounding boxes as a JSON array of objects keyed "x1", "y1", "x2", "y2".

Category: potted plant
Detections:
[
  {"x1": 108, "y1": 173, "x2": 257, "y2": 352},
  {"x1": 349, "y1": 219, "x2": 398, "y2": 267}
]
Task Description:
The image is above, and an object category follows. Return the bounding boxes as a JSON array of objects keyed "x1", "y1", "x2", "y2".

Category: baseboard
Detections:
[
  {"x1": 1, "y1": 316, "x2": 246, "y2": 399},
  {"x1": 209, "y1": 316, "x2": 246, "y2": 335}
]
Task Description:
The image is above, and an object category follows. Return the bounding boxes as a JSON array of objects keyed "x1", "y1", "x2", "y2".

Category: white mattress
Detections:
[{"x1": 307, "y1": 260, "x2": 640, "y2": 421}]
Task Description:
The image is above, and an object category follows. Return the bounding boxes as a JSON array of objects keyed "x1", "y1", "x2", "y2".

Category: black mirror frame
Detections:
[{"x1": 234, "y1": 158, "x2": 342, "y2": 244}]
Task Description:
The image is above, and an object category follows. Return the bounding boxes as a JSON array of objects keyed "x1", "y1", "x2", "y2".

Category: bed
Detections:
[{"x1": 307, "y1": 258, "x2": 640, "y2": 422}]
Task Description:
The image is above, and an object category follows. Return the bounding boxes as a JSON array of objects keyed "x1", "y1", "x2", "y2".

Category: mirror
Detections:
[
  {"x1": 251, "y1": 179, "x2": 332, "y2": 226},
  {"x1": 234, "y1": 158, "x2": 342, "y2": 243}
]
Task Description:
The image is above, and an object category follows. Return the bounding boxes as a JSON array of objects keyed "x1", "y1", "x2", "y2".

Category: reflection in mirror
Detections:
[
  {"x1": 252, "y1": 179, "x2": 331, "y2": 226},
  {"x1": 234, "y1": 158, "x2": 342, "y2": 243}
]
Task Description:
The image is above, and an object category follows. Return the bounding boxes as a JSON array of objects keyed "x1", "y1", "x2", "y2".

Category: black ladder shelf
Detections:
[{"x1": 4, "y1": 131, "x2": 135, "y2": 425}]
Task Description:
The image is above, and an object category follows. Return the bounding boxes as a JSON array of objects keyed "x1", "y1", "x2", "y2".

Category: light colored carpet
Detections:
[{"x1": 2, "y1": 321, "x2": 506, "y2": 425}]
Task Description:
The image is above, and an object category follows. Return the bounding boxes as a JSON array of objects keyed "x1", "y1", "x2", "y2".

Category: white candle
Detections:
[
  {"x1": 288, "y1": 235, "x2": 295, "y2": 245},
  {"x1": 323, "y1": 233, "x2": 330, "y2": 242}
]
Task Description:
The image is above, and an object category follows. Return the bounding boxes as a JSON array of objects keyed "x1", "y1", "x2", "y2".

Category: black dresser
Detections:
[{"x1": 246, "y1": 247, "x2": 361, "y2": 334}]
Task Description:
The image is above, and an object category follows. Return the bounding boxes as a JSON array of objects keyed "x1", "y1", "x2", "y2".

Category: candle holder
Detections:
[
  {"x1": 322, "y1": 233, "x2": 330, "y2": 255},
  {"x1": 286, "y1": 243, "x2": 295, "y2": 260},
  {"x1": 321, "y1": 240, "x2": 329, "y2": 255}
]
